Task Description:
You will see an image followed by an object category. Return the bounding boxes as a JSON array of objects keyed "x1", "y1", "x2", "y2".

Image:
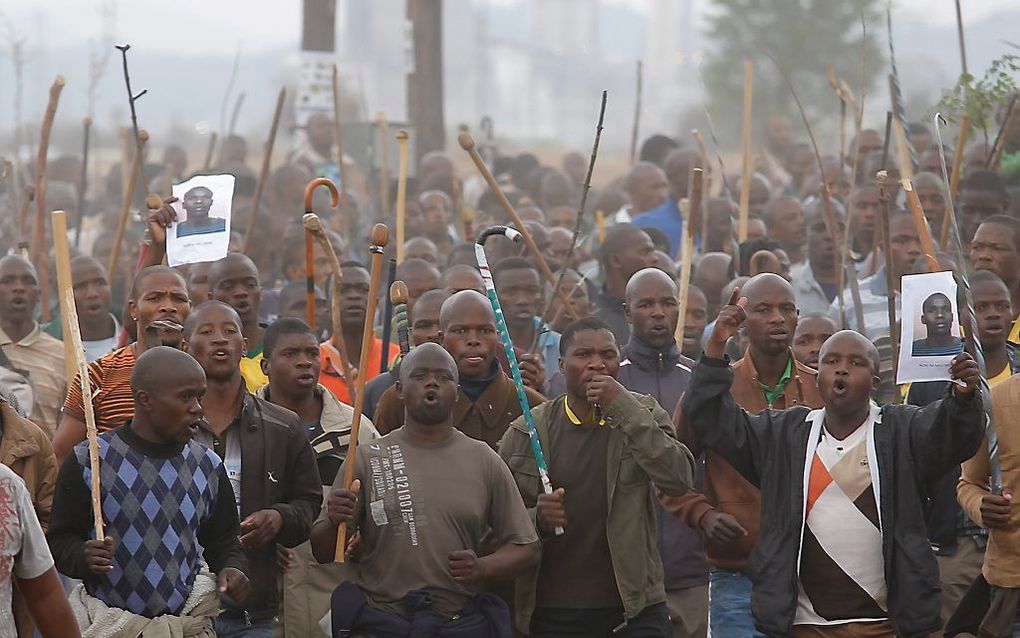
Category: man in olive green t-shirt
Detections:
[{"x1": 310, "y1": 343, "x2": 539, "y2": 635}]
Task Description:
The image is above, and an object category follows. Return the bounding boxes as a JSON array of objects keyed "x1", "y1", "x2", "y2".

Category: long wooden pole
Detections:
[
  {"x1": 108, "y1": 130, "x2": 149, "y2": 279},
  {"x1": 394, "y1": 130, "x2": 410, "y2": 263},
  {"x1": 876, "y1": 171, "x2": 899, "y2": 391},
  {"x1": 629, "y1": 60, "x2": 642, "y2": 166},
  {"x1": 243, "y1": 87, "x2": 286, "y2": 251},
  {"x1": 16, "y1": 186, "x2": 34, "y2": 258},
  {"x1": 460, "y1": 132, "x2": 580, "y2": 322},
  {"x1": 675, "y1": 168, "x2": 703, "y2": 344},
  {"x1": 52, "y1": 211, "x2": 77, "y2": 385},
  {"x1": 32, "y1": 76, "x2": 66, "y2": 324},
  {"x1": 336, "y1": 224, "x2": 389, "y2": 562},
  {"x1": 954, "y1": 0, "x2": 968, "y2": 77},
  {"x1": 303, "y1": 212, "x2": 356, "y2": 400},
  {"x1": 902, "y1": 179, "x2": 940, "y2": 273},
  {"x1": 738, "y1": 59, "x2": 753, "y2": 242},
  {"x1": 74, "y1": 116, "x2": 92, "y2": 248},
  {"x1": 376, "y1": 112, "x2": 391, "y2": 218},
  {"x1": 332, "y1": 65, "x2": 352, "y2": 239}
]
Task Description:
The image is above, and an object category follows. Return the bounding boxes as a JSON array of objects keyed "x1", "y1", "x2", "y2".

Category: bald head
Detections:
[
  {"x1": 131, "y1": 346, "x2": 205, "y2": 396},
  {"x1": 625, "y1": 267, "x2": 678, "y2": 303},
  {"x1": 0, "y1": 255, "x2": 37, "y2": 280},
  {"x1": 664, "y1": 148, "x2": 702, "y2": 200},
  {"x1": 442, "y1": 264, "x2": 484, "y2": 294},
  {"x1": 624, "y1": 162, "x2": 669, "y2": 213},
  {"x1": 398, "y1": 341, "x2": 458, "y2": 385},
  {"x1": 739, "y1": 272, "x2": 794, "y2": 306},
  {"x1": 182, "y1": 300, "x2": 243, "y2": 340},
  {"x1": 207, "y1": 252, "x2": 259, "y2": 291},
  {"x1": 439, "y1": 289, "x2": 494, "y2": 330},
  {"x1": 819, "y1": 330, "x2": 880, "y2": 375}
]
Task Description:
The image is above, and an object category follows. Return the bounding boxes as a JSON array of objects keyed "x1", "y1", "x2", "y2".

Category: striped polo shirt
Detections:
[
  {"x1": 0, "y1": 324, "x2": 66, "y2": 435},
  {"x1": 62, "y1": 345, "x2": 136, "y2": 432}
]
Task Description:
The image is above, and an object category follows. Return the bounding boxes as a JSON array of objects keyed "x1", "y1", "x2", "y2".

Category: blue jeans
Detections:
[
  {"x1": 213, "y1": 609, "x2": 274, "y2": 638},
  {"x1": 709, "y1": 569, "x2": 765, "y2": 638}
]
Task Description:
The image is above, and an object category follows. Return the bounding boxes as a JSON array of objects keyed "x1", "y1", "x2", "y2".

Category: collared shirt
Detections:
[
  {"x1": 758, "y1": 357, "x2": 793, "y2": 407},
  {"x1": 194, "y1": 418, "x2": 243, "y2": 517},
  {"x1": 240, "y1": 342, "x2": 268, "y2": 392},
  {"x1": 319, "y1": 339, "x2": 398, "y2": 405},
  {"x1": 791, "y1": 262, "x2": 837, "y2": 316},
  {"x1": 0, "y1": 324, "x2": 66, "y2": 435}
]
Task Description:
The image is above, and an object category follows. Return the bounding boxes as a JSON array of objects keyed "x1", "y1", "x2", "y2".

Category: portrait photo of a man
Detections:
[
  {"x1": 176, "y1": 186, "x2": 227, "y2": 238},
  {"x1": 911, "y1": 292, "x2": 964, "y2": 357}
]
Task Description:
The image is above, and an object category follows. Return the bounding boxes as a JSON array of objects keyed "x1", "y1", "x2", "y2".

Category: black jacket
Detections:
[
  {"x1": 682, "y1": 356, "x2": 984, "y2": 637},
  {"x1": 235, "y1": 392, "x2": 323, "y2": 620},
  {"x1": 618, "y1": 336, "x2": 708, "y2": 591}
]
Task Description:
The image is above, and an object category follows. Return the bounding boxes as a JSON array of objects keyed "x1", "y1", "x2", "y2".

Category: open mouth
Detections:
[
  {"x1": 296, "y1": 372, "x2": 316, "y2": 384},
  {"x1": 831, "y1": 378, "x2": 848, "y2": 395},
  {"x1": 423, "y1": 390, "x2": 439, "y2": 405},
  {"x1": 9, "y1": 297, "x2": 27, "y2": 310},
  {"x1": 211, "y1": 347, "x2": 231, "y2": 361}
]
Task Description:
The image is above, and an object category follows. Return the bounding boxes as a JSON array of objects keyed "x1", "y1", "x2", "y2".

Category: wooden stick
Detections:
[
  {"x1": 987, "y1": 97, "x2": 1018, "y2": 171},
  {"x1": 738, "y1": 59, "x2": 753, "y2": 242},
  {"x1": 332, "y1": 65, "x2": 352, "y2": 239},
  {"x1": 16, "y1": 185, "x2": 34, "y2": 258},
  {"x1": 118, "y1": 128, "x2": 131, "y2": 195},
  {"x1": 243, "y1": 87, "x2": 286, "y2": 251},
  {"x1": 303, "y1": 212, "x2": 356, "y2": 400},
  {"x1": 336, "y1": 224, "x2": 389, "y2": 562},
  {"x1": 876, "y1": 170, "x2": 899, "y2": 390},
  {"x1": 108, "y1": 130, "x2": 149, "y2": 279},
  {"x1": 391, "y1": 281, "x2": 410, "y2": 354},
  {"x1": 955, "y1": 0, "x2": 968, "y2": 76},
  {"x1": 64, "y1": 285, "x2": 105, "y2": 540},
  {"x1": 675, "y1": 168, "x2": 703, "y2": 344},
  {"x1": 52, "y1": 211, "x2": 77, "y2": 385},
  {"x1": 629, "y1": 60, "x2": 643, "y2": 166},
  {"x1": 902, "y1": 178, "x2": 940, "y2": 273},
  {"x1": 692, "y1": 129, "x2": 711, "y2": 195},
  {"x1": 595, "y1": 210, "x2": 606, "y2": 244},
  {"x1": 304, "y1": 178, "x2": 340, "y2": 328},
  {"x1": 376, "y1": 112, "x2": 391, "y2": 217},
  {"x1": 74, "y1": 116, "x2": 92, "y2": 248},
  {"x1": 948, "y1": 115, "x2": 969, "y2": 202},
  {"x1": 31, "y1": 76, "x2": 65, "y2": 323},
  {"x1": 395, "y1": 130, "x2": 410, "y2": 263},
  {"x1": 203, "y1": 132, "x2": 218, "y2": 171}
]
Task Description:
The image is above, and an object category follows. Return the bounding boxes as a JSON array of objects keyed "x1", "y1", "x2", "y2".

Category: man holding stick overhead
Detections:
[
  {"x1": 311, "y1": 343, "x2": 539, "y2": 637},
  {"x1": 682, "y1": 292, "x2": 984, "y2": 637},
  {"x1": 501, "y1": 316, "x2": 695, "y2": 637},
  {"x1": 48, "y1": 346, "x2": 250, "y2": 635}
]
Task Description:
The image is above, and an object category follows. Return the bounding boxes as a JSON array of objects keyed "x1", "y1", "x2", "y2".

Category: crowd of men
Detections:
[{"x1": 0, "y1": 94, "x2": 1019, "y2": 638}]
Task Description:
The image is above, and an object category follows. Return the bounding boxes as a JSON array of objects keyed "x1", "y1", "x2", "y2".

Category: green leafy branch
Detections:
[{"x1": 934, "y1": 54, "x2": 1020, "y2": 143}]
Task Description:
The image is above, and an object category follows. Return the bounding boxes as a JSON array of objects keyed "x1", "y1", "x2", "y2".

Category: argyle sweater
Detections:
[{"x1": 48, "y1": 426, "x2": 246, "y2": 618}]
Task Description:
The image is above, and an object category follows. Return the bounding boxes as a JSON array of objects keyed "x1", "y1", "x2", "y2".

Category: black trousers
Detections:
[{"x1": 530, "y1": 602, "x2": 671, "y2": 638}]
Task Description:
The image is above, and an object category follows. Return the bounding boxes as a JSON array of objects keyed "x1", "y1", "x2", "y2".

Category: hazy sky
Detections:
[{"x1": 2, "y1": 0, "x2": 1015, "y2": 57}]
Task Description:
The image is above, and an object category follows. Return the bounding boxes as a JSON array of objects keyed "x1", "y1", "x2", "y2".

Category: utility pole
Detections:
[{"x1": 406, "y1": 0, "x2": 445, "y2": 160}]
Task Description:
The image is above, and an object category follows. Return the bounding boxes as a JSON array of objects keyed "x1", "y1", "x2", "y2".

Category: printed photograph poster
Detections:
[
  {"x1": 166, "y1": 174, "x2": 235, "y2": 267},
  {"x1": 896, "y1": 271, "x2": 965, "y2": 385}
]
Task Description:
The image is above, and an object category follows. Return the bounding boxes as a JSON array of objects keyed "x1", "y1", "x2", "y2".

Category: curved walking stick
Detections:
[
  {"x1": 477, "y1": 225, "x2": 563, "y2": 536},
  {"x1": 336, "y1": 223, "x2": 390, "y2": 561},
  {"x1": 459, "y1": 133, "x2": 580, "y2": 323},
  {"x1": 303, "y1": 178, "x2": 340, "y2": 328},
  {"x1": 391, "y1": 281, "x2": 410, "y2": 355},
  {"x1": 303, "y1": 212, "x2": 355, "y2": 401}
]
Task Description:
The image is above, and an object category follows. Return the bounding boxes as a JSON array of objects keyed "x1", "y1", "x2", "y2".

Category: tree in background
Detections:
[{"x1": 701, "y1": 0, "x2": 883, "y2": 139}]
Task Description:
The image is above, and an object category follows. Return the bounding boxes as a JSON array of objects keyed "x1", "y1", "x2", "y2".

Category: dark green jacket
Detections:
[{"x1": 498, "y1": 390, "x2": 695, "y2": 632}]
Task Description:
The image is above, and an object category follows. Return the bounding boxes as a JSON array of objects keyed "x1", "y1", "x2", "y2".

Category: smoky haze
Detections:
[{"x1": 0, "y1": 0, "x2": 1017, "y2": 161}]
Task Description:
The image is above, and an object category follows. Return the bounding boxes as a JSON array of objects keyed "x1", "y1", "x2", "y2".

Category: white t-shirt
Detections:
[{"x1": 0, "y1": 463, "x2": 54, "y2": 638}]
